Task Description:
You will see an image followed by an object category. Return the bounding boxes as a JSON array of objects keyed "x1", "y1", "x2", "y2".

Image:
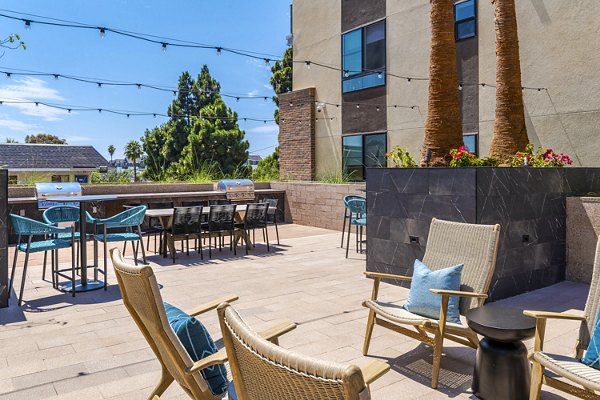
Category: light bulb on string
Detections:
[
  {"x1": 216, "y1": 47, "x2": 222, "y2": 56},
  {"x1": 99, "y1": 27, "x2": 106, "y2": 38},
  {"x1": 407, "y1": 78, "x2": 412, "y2": 84},
  {"x1": 136, "y1": 84, "x2": 142, "y2": 90},
  {"x1": 161, "y1": 42, "x2": 167, "y2": 52},
  {"x1": 67, "y1": 109, "x2": 71, "y2": 113},
  {"x1": 458, "y1": 84, "x2": 463, "y2": 91},
  {"x1": 5, "y1": 72, "x2": 11, "y2": 79},
  {"x1": 264, "y1": 58, "x2": 270, "y2": 66},
  {"x1": 376, "y1": 106, "x2": 380, "y2": 112},
  {"x1": 53, "y1": 74, "x2": 59, "y2": 80},
  {"x1": 356, "y1": 104, "x2": 360, "y2": 109},
  {"x1": 236, "y1": 97, "x2": 240, "y2": 102},
  {"x1": 344, "y1": 70, "x2": 349, "y2": 78},
  {"x1": 305, "y1": 61, "x2": 311, "y2": 70},
  {"x1": 24, "y1": 20, "x2": 31, "y2": 30},
  {"x1": 97, "y1": 82, "x2": 102, "y2": 88},
  {"x1": 377, "y1": 72, "x2": 382, "y2": 79},
  {"x1": 98, "y1": 109, "x2": 102, "y2": 113}
]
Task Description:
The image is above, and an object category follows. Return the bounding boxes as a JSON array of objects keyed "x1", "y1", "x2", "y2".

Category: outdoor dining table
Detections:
[
  {"x1": 145, "y1": 204, "x2": 249, "y2": 257},
  {"x1": 51, "y1": 195, "x2": 117, "y2": 292}
]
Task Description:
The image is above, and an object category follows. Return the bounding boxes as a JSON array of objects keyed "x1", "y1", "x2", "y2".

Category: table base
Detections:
[
  {"x1": 58, "y1": 279, "x2": 105, "y2": 293},
  {"x1": 472, "y1": 338, "x2": 531, "y2": 400}
]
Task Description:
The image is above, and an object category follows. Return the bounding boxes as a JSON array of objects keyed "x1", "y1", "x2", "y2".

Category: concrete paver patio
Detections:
[{"x1": 0, "y1": 224, "x2": 585, "y2": 399}]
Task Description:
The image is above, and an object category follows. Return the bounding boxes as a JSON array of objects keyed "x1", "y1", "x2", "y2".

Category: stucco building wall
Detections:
[{"x1": 289, "y1": 0, "x2": 600, "y2": 174}]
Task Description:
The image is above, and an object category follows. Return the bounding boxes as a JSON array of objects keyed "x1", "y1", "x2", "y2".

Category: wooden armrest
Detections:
[
  {"x1": 258, "y1": 319, "x2": 297, "y2": 342},
  {"x1": 186, "y1": 347, "x2": 228, "y2": 374},
  {"x1": 187, "y1": 294, "x2": 239, "y2": 317},
  {"x1": 364, "y1": 272, "x2": 412, "y2": 281},
  {"x1": 429, "y1": 289, "x2": 488, "y2": 299},
  {"x1": 523, "y1": 310, "x2": 586, "y2": 321},
  {"x1": 360, "y1": 360, "x2": 390, "y2": 385}
]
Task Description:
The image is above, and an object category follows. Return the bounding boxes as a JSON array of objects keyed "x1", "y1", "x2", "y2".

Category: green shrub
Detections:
[{"x1": 385, "y1": 146, "x2": 417, "y2": 168}]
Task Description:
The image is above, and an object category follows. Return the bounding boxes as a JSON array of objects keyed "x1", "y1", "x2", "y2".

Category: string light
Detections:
[
  {"x1": 99, "y1": 27, "x2": 106, "y2": 38},
  {"x1": 377, "y1": 72, "x2": 382, "y2": 79},
  {"x1": 161, "y1": 42, "x2": 167, "y2": 52},
  {"x1": 459, "y1": 84, "x2": 463, "y2": 91},
  {"x1": 305, "y1": 61, "x2": 311, "y2": 69},
  {"x1": 216, "y1": 47, "x2": 222, "y2": 56},
  {"x1": 24, "y1": 19, "x2": 31, "y2": 30}
]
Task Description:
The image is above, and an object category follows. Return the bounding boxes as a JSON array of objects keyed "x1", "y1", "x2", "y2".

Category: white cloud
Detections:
[
  {"x1": 0, "y1": 77, "x2": 68, "y2": 121},
  {"x1": 0, "y1": 117, "x2": 36, "y2": 132},
  {"x1": 247, "y1": 89, "x2": 260, "y2": 97},
  {"x1": 263, "y1": 84, "x2": 273, "y2": 91},
  {"x1": 246, "y1": 124, "x2": 279, "y2": 135}
]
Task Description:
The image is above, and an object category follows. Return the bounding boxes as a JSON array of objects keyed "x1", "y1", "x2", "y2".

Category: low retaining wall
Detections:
[
  {"x1": 270, "y1": 182, "x2": 365, "y2": 231},
  {"x1": 566, "y1": 197, "x2": 600, "y2": 283}
]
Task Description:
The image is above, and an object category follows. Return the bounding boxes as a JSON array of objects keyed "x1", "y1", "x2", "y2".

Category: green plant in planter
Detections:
[
  {"x1": 505, "y1": 144, "x2": 573, "y2": 167},
  {"x1": 449, "y1": 146, "x2": 499, "y2": 167},
  {"x1": 385, "y1": 146, "x2": 417, "y2": 168}
]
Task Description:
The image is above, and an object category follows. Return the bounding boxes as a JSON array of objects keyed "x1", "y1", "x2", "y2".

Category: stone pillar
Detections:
[
  {"x1": 0, "y1": 169, "x2": 8, "y2": 308},
  {"x1": 278, "y1": 88, "x2": 316, "y2": 181}
]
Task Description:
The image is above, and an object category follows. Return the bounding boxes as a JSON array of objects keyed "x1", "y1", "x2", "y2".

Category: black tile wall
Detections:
[{"x1": 366, "y1": 167, "x2": 600, "y2": 301}]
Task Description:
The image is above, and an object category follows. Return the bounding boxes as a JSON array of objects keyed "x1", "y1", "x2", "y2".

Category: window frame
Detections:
[
  {"x1": 463, "y1": 133, "x2": 479, "y2": 156},
  {"x1": 454, "y1": 0, "x2": 477, "y2": 41},
  {"x1": 341, "y1": 20, "x2": 387, "y2": 93},
  {"x1": 342, "y1": 132, "x2": 387, "y2": 181},
  {"x1": 51, "y1": 174, "x2": 70, "y2": 183},
  {"x1": 8, "y1": 175, "x2": 17, "y2": 185}
]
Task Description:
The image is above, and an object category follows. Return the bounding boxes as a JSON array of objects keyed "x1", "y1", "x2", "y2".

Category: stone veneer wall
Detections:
[
  {"x1": 278, "y1": 88, "x2": 316, "y2": 181},
  {"x1": 270, "y1": 182, "x2": 364, "y2": 231},
  {"x1": 566, "y1": 197, "x2": 600, "y2": 283},
  {"x1": 0, "y1": 170, "x2": 8, "y2": 307},
  {"x1": 367, "y1": 167, "x2": 600, "y2": 301}
]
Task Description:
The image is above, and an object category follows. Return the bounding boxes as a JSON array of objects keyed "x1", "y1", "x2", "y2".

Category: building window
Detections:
[
  {"x1": 51, "y1": 175, "x2": 70, "y2": 183},
  {"x1": 455, "y1": 0, "x2": 476, "y2": 41},
  {"x1": 342, "y1": 20, "x2": 386, "y2": 93},
  {"x1": 8, "y1": 175, "x2": 17, "y2": 185},
  {"x1": 75, "y1": 175, "x2": 89, "y2": 183},
  {"x1": 463, "y1": 133, "x2": 478, "y2": 155},
  {"x1": 342, "y1": 133, "x2": 387, "y2": 181}
]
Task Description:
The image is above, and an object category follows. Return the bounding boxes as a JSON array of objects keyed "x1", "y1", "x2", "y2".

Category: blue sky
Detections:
[{"x1": 0, "y1": 1, "x2": 289, "y2": 160}]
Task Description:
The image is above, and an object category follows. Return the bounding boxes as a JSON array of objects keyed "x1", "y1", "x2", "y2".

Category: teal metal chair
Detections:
[
  {"x1": 341, "y1": 195, "x2": 366, "y2": 249},
  {"x1": 42, "y1": 205, "x2": 94, "y2": 281},
  {"x1": 93, "y1": 205, "x2": 147, "y2": 290},
  {"x1": 345, "y1": 197, "x2": 367, "y2": 258},
  {"x1": 9, "y1": 214, "x2": 75, "y2": 306}
]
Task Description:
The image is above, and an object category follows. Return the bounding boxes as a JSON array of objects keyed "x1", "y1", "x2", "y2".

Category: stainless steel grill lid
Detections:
[
  {"x1": 35, "y1": 182, "x2": 82, "y2": 209},
  {"x1": 215, "y1": 179, "x2": 255, "y2": 201}
]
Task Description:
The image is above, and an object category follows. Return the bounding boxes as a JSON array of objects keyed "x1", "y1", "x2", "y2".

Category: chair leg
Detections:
[
  {"x1": 198, "y1": 235, "x2": 203, "y2": 260},
  {"x1": 71, "y1": 242, "x2": 76, "y2": 297},
  {"x1": 186, "y1": 237, "x2": 190, "y2": 256},
  {"x1": 208, "y1": 232, "x2": 212, "y2": 258},
  {"x1": 355, "y1": 224, "x2": 359, "y2": 253},
  {"x1": 9, "y1": 248, "x2": 19, "y2": 299},
  {"x1": 171, "y1": 236, "x2": 176, "y2": 263},
  {"x1": 148, "y1": 368, "x2": 175, "y2": 399},
  {"x1": 274, "y1": 219, "x2": 280, "y2": 245},
  {"x1": 139, "y1": 238, "x2": 147, "y2": 264},
  {"x1": 132, "y1": 241, "x2": 139, "y2": 265},
  {"x1": 232, "y1": 232, "x2": 236, "y2": 256},
  {"x1": 363, "y1": 310, "x2": 376, "y2": 355},
  {"x1": 103, "y1": 239, "x2": 108, "y2": 290},
  {"x1": 123, "y1": 241, "x2": 127, "y2": 256},
  {"x1": 431, "y1": 305, "x2": 448, "y2": 389},
  {"x1": 18, "y1": 249, "x2": 31, "y2": 306},
  {"x1": 341, "y1": 211, "x2": 348, "y2": 248},
  {"x1": 265, "y1": 227, "x2": 270, "y2": 252},
  {"x1": 529, "y1": 362, "x2": 544, "y2": 400},
  {"x1": 42, "y1": 251, "x2": 48, "y2": 281}
]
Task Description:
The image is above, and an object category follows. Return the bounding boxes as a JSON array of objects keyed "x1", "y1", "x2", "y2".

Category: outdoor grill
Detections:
[
  {"x1": 35, "y1": 182, "x2": 82, "y2": 209},
  {"x1": 216, "y1": 179, "x2": 255, "y2": 201}
]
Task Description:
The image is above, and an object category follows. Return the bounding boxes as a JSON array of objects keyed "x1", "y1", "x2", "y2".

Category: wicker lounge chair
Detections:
[
  {"x1": 217, "y1": 302, "x2": 390, "y2": 400},
  {"x1": 525, "y1": 239, "x2": 600, "y2": 399},
  {"x1": 110, "y1": 248, "x2": 296, "y2": 399},
  {"x1": 362, "y1": 218, "x2": 501, "y2": 389}
]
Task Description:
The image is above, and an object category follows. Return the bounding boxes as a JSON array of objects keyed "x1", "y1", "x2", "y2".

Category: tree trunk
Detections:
[
  {"x1": 422, "y1": 0, "x2": 463, "y2": 166},
  {"x1": 488, "y1": 0, "x2": 528, "y2": 161},
  {"x1": 133, "y1": 160, "x2": 137, "y2": 182}
]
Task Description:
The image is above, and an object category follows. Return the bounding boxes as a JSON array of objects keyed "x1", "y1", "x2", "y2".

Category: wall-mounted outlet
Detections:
[
  {"x1": 409, "y1": 235, "x2": 420, "y2": 244},
  {"x1": 522, "y1": 234, "x2": 530, "y2": 243}
]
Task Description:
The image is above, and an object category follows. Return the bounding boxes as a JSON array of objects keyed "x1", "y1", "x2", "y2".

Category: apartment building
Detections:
[{"x1": 279, "y1": 0, "x2": 600, "y2": 180}]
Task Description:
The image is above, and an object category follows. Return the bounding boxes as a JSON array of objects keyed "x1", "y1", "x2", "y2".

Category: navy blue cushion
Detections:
[
  {"x1": 164, "y1": 302, "x2": 228, "y2": 395},
  {"x1": 581, "y1": 309, "x2": 600, "y2": 369},
  {"x1": 404, "y1": 259, "x2": 464, "y2": 324}
]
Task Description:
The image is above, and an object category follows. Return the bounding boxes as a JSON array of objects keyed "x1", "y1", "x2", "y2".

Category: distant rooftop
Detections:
[
  {"x1": 248, "y1": 154, "x2": 263, "y2": 162},
  {"x1": 0, "y1": 143, "x2": 109, "y2": 170}
]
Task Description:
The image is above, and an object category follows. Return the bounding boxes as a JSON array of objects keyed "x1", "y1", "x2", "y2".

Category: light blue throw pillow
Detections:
[
  {"x1": 164, "y1": 302, "x2": 228, "y2": 396},
  {"x1": 404, "y1": 259, "x2": 464, "y2": 324},
  {"x1": 581, "y1": 309, "x2": 600, "y2": 369}
]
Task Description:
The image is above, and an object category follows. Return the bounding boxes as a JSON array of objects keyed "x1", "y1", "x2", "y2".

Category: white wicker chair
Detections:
[
  {"x1": 526, "y1": 239, "x2": 600, "y2": 399},
  {"x1": 362, "y1": 218, "x2": 501, "y2": 389}
]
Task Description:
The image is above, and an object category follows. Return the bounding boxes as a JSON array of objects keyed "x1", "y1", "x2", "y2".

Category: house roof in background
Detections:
[
  {"x1": 248, "y1": 155, "x2": 263, "y2": 162},
  {"x1": 0, "y1": 143, "x2": 109, "y2": 170}
]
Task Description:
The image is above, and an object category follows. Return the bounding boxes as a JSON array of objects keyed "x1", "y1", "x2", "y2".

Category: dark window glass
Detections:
[
  {"x1": 342, "y1": 20, "x2": 386, "y2": 93},
  {"x1": 8, "y1": 175, "x2": 17, "y2": 184},
  {"x1": 75, "y1": 175, "x2": 89, "y2": 183},
  {"x1": 342, "y1": 133, "x2": 387, "y2": 181},
  {"x1": 455, "y1": 0, "x2": 476, "y2": 41},
  {"x1": 463, "y1": 134, "x2": 478, "y2": 155},
  {"x1": 365, "y1": 22, "x2": 385, "y2": 71},
  {"x1": 51, "y1": 175, "x2": 70, "y2": 183}
]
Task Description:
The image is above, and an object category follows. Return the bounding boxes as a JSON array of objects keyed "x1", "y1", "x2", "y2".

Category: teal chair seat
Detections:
[
  {"x1": 352, "y1": 217, "x2": 367, "y2": 226},
  {"x1": 94, "y1": 232, "x2": 141, "y2": 242},
  {"x1": 17, "y1": 238, "x2": 72, "y2": 253}
]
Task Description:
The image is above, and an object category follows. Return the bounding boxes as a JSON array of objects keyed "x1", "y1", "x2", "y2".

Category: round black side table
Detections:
[{"x1": 466, "y1": 306, "x2": 536, "y2": 400}]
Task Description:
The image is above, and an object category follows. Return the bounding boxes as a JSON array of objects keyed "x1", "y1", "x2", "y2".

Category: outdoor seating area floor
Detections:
[{"x1": 0, "y1": 224, "x2": 585, "y2": 399}]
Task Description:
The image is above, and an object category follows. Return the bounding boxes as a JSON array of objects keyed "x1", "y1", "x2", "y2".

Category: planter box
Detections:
[{"x1": 366, "y1": 167, "x2": 600, "y2": 301}]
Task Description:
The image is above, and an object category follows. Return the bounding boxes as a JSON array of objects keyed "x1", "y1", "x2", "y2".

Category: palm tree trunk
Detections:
[
  {"x1": 488, "y1": 0, "x2": 528, "y2": 161},
  {"x1": 422, "y1": 0, "x2": 463, "y2": 166},
  {"x1": 133, "y1": 160, "x2": 137, "y2": 182}
]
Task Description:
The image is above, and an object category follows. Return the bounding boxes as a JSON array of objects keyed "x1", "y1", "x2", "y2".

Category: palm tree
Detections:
[
  {"x1": 107, "y1": 144, "x2": 115, "y2": 165},
  {"x1": 488, "y1": 0, "x2": 528, "y2": 161},
  {"x1": 124, "y1": 140, "x2": 143, "y2": 182},
  {"x1": 422, "y1": 0, "x2": 463, "y2": 166}
]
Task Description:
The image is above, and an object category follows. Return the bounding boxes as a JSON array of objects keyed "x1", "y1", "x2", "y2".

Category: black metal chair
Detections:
[
  {"x1": 207, "y1": 204, "x2": 237, "y2": 258},
  {"x1": 236, "y1": 203, "x2": 269, "y2": 254},
  {"x1": 165, "y1": 206, "x2": 203, "y2": 261},
  {"x1": 145, "y1": 201, "x2": 174, "y2": 254},
  {"x1": 264, "y1": 198, "x2": 280, "y2": 245},
  {"x1": 208, "y1": 199, "x2": 231, "y2": 205}
]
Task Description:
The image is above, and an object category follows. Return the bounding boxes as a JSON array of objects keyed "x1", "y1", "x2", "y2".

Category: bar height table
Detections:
[{"x1": 52, "y1": 195, "x2": 117, "y2": 292}]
